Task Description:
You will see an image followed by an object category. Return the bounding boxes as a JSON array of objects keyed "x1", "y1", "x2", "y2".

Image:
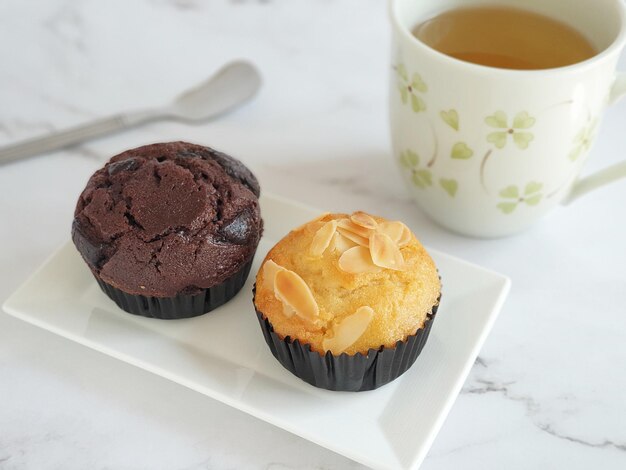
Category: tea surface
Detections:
[{"x1": 412, "y1": 6, "x2": 597, "y2": 70}]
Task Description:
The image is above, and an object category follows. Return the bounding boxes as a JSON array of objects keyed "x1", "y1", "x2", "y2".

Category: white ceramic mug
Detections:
[{"x1": 389, "y1": 0, "x2": 626, "y2": 237}]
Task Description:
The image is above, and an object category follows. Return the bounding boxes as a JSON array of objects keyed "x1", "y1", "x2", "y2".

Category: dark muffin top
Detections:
[{"x1": 72, "y1": 142, "x2": 263, "y2": 297}]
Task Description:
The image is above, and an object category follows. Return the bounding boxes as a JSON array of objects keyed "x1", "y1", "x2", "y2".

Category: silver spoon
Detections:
[{"x1": 0, "y1": 60, "x2": 262, "y2": 165}]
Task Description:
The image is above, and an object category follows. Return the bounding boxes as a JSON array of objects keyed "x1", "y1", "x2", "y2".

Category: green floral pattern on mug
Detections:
[
  {"x1": 451, "y1": 142, "x2": 473, "y2": 159},
  {"x1": 400, "y1": 149, "x2": 459, "y2": 197},
  {"x1": 439, "y1": 178, "x2": 458, "y2": 197},
  {"x1": 569, "y1": 118, "x2": 598, "y2": 161},
  {"x1": 485, "y1": 111, "x2": 535, "y2": 149},
  {"x1": 396, "y1": 64, "x2": 427, "y2": 112},
  {"x1": 440, "y1": 109, "x2": 459, "y2": 130},
  {"x1": 400, "y1": 149, "x2": 432, "y2": 188},
  {"x1": 496, "y1": 182, "x2": 543, "y2": 214}
]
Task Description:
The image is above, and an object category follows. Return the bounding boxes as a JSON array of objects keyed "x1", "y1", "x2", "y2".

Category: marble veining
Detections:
[
  {"x1": 43, "y1": 5, "x2": 86, "y2": 53},
  {"x1": 538, "y1": 424, "x2": 626, "y2": 452},
  {"x1": 461, "y1": 366, "x2": 626, "y2": 458}
]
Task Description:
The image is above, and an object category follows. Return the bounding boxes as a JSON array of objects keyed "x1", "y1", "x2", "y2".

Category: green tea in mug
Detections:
[{"x1": 412, "y1": 6, "x2": 597, "y2": 70}]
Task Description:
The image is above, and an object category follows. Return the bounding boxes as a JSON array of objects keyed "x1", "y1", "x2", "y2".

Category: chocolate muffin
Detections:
[{"x1": 72, "y1": 141, "x2": 263, "y2": 319}]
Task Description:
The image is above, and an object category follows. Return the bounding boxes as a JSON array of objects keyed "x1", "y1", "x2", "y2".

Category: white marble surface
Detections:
[{"x1": 1, "y1": 0, "x2": 625, "y2": 469}]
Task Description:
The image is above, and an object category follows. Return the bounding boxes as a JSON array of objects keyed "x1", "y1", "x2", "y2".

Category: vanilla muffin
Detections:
[{"x1": 253, "y1": 211, "x2": 441, "y2": 391}]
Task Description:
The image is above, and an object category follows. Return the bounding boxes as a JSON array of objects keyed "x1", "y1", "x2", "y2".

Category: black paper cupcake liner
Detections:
[
  {"x1": 253, "y1": 289, "x2": 440, "y2": 392},
  {"x1": 96, "y1": 257, "x2": 254, "y2": 320}
]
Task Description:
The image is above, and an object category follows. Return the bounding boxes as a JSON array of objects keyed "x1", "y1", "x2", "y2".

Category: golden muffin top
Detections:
[{"x1": 254, "y1": 212, "x2": 441, "y2": 356}]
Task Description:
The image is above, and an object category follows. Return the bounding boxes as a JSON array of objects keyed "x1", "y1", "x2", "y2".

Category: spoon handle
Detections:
[
  {"x1": 0, "y1": 112, "x2": 153, "y2": 165},
  {"x1": 0, "y1": 61, "x2": 261, "y2": 165}
]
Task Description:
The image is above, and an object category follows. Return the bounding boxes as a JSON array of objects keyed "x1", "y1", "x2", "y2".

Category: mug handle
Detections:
[{"x1": 563, "y1": 72, "x2": 626, "y2": 204}]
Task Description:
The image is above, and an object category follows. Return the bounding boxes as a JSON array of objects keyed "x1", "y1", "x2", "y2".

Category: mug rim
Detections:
[{"x1": 389, "y1": 0, "x2": 626, "y2": 75}]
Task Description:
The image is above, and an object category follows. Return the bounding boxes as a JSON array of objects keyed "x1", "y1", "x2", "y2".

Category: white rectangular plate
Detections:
[{"x1": 3, "y1": 193, "x2": 510, "y2": 470}]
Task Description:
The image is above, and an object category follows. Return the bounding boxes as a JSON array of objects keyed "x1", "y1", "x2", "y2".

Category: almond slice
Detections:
[
  {"x1": 336, "y1": 218, "x2": 372, "y2": 238},
  {"x1": 336, "y1": 226, "x2": 369, "y2": 247},
  {"x1": 377, "y1": 221, "x2": 412, "y2": 247},
  {"x1": 330, "y1": 232, "x2": 357, "y2": 254},
  {"x1": 283, "y1": 303, "x2": 296, "y2": 317},
  {"x1": 274, "y1": 269, "x2": 319, "y2": 322},
  {"x1": 322, "y1": 306, "x2": 374, "y2": 354},
  {"x1": 262, "y1": 259, "x2": 287, "y2": 290},
  {"x1": 397, "y1": 226, "x2": 412, "y2": 247},
  {"x1": 369, "y1": 232, "x2": 406, "y2": 270},
  {"x1": 292, "y1": 212, "x2": 330, "y2": 232},
  {"x1": 377, "y1": 221, "x2": 403, "y2": 242},
  {"x1": 350, "y1": 211, "x2": 378, "y2": 230},
  {"x1": 338, "y1": 246, "x2": 382, "y2": 274},
  {"x1": 309, "y1": 220, "x2": 337, "y2": 256}
]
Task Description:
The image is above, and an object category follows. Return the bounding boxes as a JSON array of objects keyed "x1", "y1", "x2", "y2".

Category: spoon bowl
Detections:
[{"x1": 167, "y1": 61, "x2": 262, "y2": 121}]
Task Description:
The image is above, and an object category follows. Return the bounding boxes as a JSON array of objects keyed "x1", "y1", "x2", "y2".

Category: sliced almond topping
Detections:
[
  {"x1": 336, "y1": 218, "x2": 372, "y2": 238},
  {"x1": 377, "y1": 221, "x2": 412, "y2": 247},
  {"x1": 377, "y1": 221, "x2": 403, "y2": 242},
  {"x1": 350, "y1": 211, "x2": 378, "y2": 230},
  {"x1": 397, "y1": 226, "x2": 412, "y2": 247},
  {"x1": 338, "y1": 246, "x2": 382, "y2": 274},
  {"x1": 283, "y1": 303, "x2": 296, "y2": 317},
  {"x1": 330, "y1": 232, "x2": 357, "y2": 254},
  {"x1": 322, "y1": 306, "x2": 374, "y2": 354},
  {"x1": 336, "y1": 226, "x2": 369, "y2": 247},
  {"x1": 274, "y1": 269, "x2": 319, "y2": 322},
  {"x1": 262, "y1": 259, "x2": 287, "y2": 291},
  {"x1": 292, "y1": 212, "x2": 330, "y2": 232},
  {"x1": 369, "y1": 232, "x2": 406, "y2": 270},
  {"x1": 309, "y1": 220, "x2": 337, "y2": 256}
]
